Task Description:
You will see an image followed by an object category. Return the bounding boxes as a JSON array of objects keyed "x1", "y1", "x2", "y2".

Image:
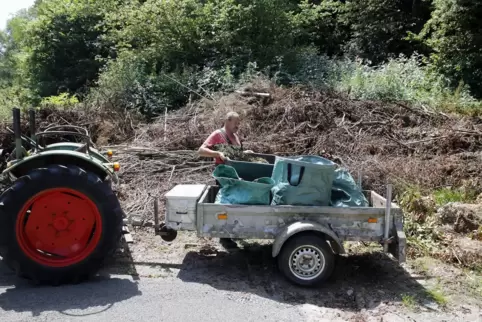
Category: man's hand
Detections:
[{"x1": 217, "y1": 151, "x2": 228, "y2": 161}]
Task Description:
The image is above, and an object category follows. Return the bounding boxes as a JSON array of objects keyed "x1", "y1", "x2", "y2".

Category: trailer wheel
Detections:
[
  {"x1": 278, "y1": 234, "x2": 335, "y2": 287},
  {"x1": 0, "y1": 165, "x2": 123, "y2": 285}
]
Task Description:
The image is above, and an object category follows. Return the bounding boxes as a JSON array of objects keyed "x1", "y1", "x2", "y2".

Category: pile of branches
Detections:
[
  {"x1": 0, "y1": 106, "x2": 137, "y2": 151},
  {"x1": 123, "y1": 81, "x2": 482, "y2": 195},
  {"x1": 111, "y1": 147, "x2": 213, "y2": 219}
]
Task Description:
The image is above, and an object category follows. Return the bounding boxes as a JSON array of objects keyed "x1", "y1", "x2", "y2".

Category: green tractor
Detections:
[{"x1": 0, "y1": 108, "x2": 124, "y2": 285}]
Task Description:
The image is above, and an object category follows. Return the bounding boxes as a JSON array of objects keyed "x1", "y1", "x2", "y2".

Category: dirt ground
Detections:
[{"x1": 104, "y1": 228, "x2": 482, "y2": 322}]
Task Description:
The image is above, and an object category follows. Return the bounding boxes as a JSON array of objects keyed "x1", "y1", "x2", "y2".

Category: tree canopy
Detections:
[{"x1": 0, "y1": 0, "x2": 481, "y2": 114}]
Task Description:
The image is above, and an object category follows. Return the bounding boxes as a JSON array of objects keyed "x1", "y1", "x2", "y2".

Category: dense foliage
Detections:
[
  {"x1": 420, "y1": 0, "x2": 482, "y2": 98},
  {"x1": 26, "y1": 0, "x2": 111, "y2": 99},
  {"x1": 0, "y1": 0, "x2": 481, "y2": 117}
]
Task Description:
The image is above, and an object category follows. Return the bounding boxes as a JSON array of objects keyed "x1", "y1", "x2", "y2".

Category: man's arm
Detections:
[
  {"x1": 198, "y1": 145, "x2": 226, "y2": 160},
  {"x1": 198, "y1": 131, "x2": 227, "y2": 160}
]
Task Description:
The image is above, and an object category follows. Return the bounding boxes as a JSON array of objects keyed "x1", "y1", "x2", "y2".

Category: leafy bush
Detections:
[
  {"x1": 277, "y1": 51, "x2": 479, "y2": 110},
  {"x1": 274, "y1": 47, "x2": 349, "y2": 90},
  {"x1": 420, "y1": 0, "x2": 482, "y2": 98},
  {"x1": 26, "y1": 0, "x2": 112, "y2": 98},
  {"x1": 89, "y1": 53, "x2": 267, "y2": 117},
  {"x1": 89, "y1": 55, "x2": 199, "y2": 117},
  {"x1": 336, "y1": 54, "x2": 475, "y2": 106},
  {"x1": 105, "y1": 0, "x2": 295, "y2": 73},
  {"x1": 342, "y1": 0, "x2": 431, "y2": 64},
  {"x1": 2, "y1": 0, "x2": 482, "y2": 113},
  {"x1": 0, "y1": 86, "x2": 32, "y2": 120},
  {"x1": 291, "y1": 0, "x2": 349, "y2": 57},
  {"x1": 40, "y1": 93, "x2": 79, "y2": 108}
]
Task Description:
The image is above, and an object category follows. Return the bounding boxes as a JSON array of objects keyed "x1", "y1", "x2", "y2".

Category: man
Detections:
[
  {"x1": 198, "y1": 111, "x2": 252, "y2": 163},
  {"x1": 198, "y1": 111, "x2": 251, "y2": 249}
]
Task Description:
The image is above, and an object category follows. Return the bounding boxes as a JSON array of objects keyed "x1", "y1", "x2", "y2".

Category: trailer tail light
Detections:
[
  {"x1": 113, "y1": 162, "x2": 120, "y2": 172},
  {"x1": 368, "y1": 218, "x2": 378, "y2": 223},
  {"x1": 217, "y1": 213, "x2": 227, "y2": 220}
]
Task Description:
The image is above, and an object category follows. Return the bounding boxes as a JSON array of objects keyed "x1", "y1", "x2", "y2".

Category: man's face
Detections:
[{"x1": 226, "y1": 117, "x2": 241, "y2": 133}]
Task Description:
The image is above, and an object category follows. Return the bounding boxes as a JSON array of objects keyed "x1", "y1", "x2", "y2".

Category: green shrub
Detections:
[
  {"x1": 26, "y1": 0, "x2": 112, "y2": 98},
  {"x1": 105, "y1": 0, "x2": 295, "y2": 74},
  {"x1": 277, "y1": 51, "x2": 478, "y2": 111},
  {"x1": 40, "y1": 93, "x2": 79, "y2": 108},
  {"x1": 89, "y1": 53, "x2": 267, "y2": 117},
  {"x1": 89, "y1": 55, "x2": 199, "y2": 117},
  {"x1": 433, "y1": 185, "x2": 479, "y2": 207},
  {"x1": 291, "y1": 0, "x2": 349, "y2": 57},
  {"x1": 342, "y1": 0, "x2": 431, "y2": 64},
  {"x1": 336, "y1": 54, "x2": 472, "y2": 105},
  {"x1": 420, "y1": 0, "x2": 482, "y2": 99}
]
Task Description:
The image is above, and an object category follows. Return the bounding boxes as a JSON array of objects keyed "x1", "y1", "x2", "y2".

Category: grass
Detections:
[
  {"x1": 426, "y1": 287, "x2": 448, "y2": 306},
  {"x1": 411, "y1": 257, "x2": 433, "y2": 275},
  {"x1": 401, "y1": 294, "x2": 417, "y2": 309},
  {"x1": 432, "y1": 187, "x2": 477, "y2": 207},
  {"x1": 463, "y1": 268, "x2": 482, "y2": 299},
  {"x1": 400, "y1": 183, "x2": 480, "y2": 261}
]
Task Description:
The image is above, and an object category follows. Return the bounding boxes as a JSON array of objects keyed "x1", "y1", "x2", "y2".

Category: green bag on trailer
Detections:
[
  {"x1": 331, "y1": 168, "x2": 369, "y2": 207},
  {"x1": 271, "y1": 155, "x2": 369, "y2": 207},
  {"x1": 271, "y1": 156, "x2": 336, "y2": 206},
  {"x1": 213, "y1": 165, "x2": 274, "y2": 205}
]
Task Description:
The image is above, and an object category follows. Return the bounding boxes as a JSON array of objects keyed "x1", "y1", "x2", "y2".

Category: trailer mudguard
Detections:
[{"x1": 272, "y1": 221, "x2": 345, "y2": 257}]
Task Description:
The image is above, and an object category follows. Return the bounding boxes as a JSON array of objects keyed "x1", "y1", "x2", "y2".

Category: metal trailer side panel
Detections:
[
  {"x1": 195, "y1": 186, "x2": 406, "y2": 263},
  {"x1": 197, "y1": 187, "x2": 389, "y2": 241},
  {"x1": 197, "y1": 204, "x2": 386, "y2": 241}
]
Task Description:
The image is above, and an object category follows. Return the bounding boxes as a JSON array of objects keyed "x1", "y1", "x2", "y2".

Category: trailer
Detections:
[{"x1": 156, "y1": 183, "x2": 406, "y2": 287}]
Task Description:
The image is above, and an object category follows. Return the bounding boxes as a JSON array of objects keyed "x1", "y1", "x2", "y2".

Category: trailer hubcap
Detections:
[
  {"x1": 16, "y1": 188, "x2": 102, "y2": 267},
  {"x1": 289, "y1": 245, "x2": 325, "y2": 280}
]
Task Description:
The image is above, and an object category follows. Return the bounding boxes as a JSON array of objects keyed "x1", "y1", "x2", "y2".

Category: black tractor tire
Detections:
[
  {"x1": 278, "y1": 233, "x2": 335, "y2": 287},
  {"x1": 0, "y1": 164, "x2": 123, "y2": 285}
]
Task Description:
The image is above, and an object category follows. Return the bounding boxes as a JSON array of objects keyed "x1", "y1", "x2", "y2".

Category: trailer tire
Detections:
[
  {"x1": 0, "y1": 164, "x2": 123, "y2": 285},
  {"x1": 278, "y1": 233, "x2": 335, "y2": 287}
]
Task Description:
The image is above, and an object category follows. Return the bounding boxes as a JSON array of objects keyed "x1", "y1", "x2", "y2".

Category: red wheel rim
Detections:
[{"x1": 16, "y1": 188, "x2": 102, "y2": 267}]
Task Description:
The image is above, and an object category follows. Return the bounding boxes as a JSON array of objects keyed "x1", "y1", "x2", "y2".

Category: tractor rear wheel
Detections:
[{"x1": 0, "y1": 164, "x2": 123, "y2": 285}]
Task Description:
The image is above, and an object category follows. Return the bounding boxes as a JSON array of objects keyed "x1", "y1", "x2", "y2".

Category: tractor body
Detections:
[{"x1": 3, "y1": 141, "x2": 119, "y2": 184}]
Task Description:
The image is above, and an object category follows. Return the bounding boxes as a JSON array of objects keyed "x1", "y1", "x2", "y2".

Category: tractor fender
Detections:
[
  {"x1": 272, "y1": 221, "x2": 345, "y2": 257},
  {"x1": 3, "y1": 150, "x2": 118, "y2": 184}
]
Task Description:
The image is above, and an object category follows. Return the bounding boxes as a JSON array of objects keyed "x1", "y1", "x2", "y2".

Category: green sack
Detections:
[
  {"x1": 213, "y1": 164, "x2": 240, "y2": 179},
  {"x1": 331, "y1": 168, "x2": 369, "y2": 207},
  {"x1": 271, "y1": 183, "x2": 331, "y2": 206},
  {"x1": 213, "y1": 165, "x2": 274, "y2": 205},
  {"x1": 271, "y1": 156, "x2": 369, "y2": 207},
  {"x1": 271, "y1": 156, "x2": 336, "y2": 206}
]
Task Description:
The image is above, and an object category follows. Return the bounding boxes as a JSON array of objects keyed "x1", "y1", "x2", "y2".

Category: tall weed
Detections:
[{"x1": 277, "y1": 50, "x2": 480, "y2": 112}]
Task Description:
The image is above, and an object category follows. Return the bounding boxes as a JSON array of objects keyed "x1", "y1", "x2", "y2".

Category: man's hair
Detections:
[{"x1": 225, "y1": 111, "x2": 240, "y2": 121}]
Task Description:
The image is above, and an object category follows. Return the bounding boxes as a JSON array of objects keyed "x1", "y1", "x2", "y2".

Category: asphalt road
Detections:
[
  {"x1": 0, "y1": 262, "x2": 307, "y2": 322},
  {"x1": 2, "y1": 245, "x2": 480, "y2": 322}
]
